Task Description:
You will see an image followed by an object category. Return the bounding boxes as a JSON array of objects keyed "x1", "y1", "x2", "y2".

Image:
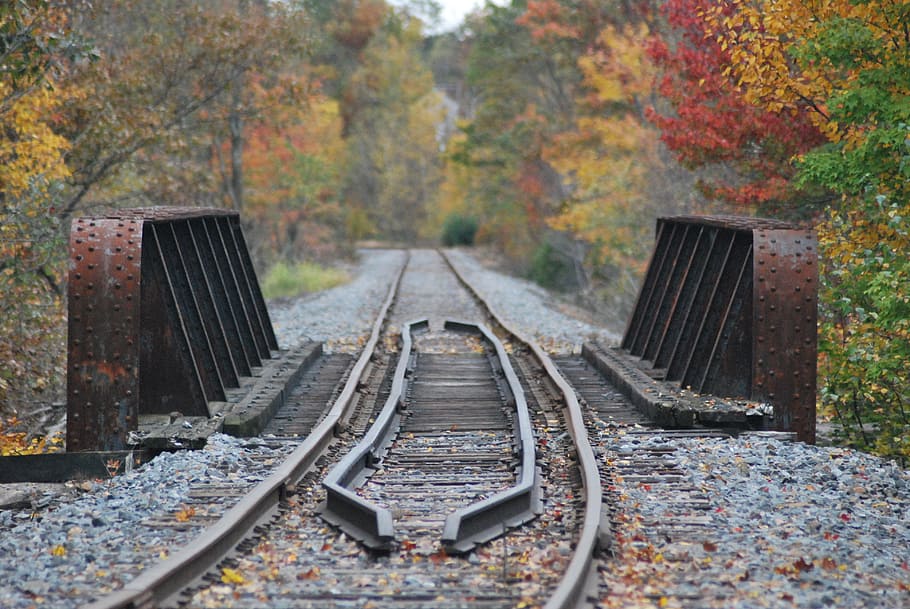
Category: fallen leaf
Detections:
[
  {"x1": 298, "y1": 566, "x2": 320, "y2": 580},
  {"x1": 221, "y1": 568, "x2": 245, "y2": 585}
]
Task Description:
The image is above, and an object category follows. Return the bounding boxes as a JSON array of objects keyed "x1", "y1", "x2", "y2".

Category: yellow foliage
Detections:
[
  {"x1": 0, "y1": 80, "x2": 70, "y2": 198},
  {"x1": 544, "y1": 22, "x2": 661, "y2": 274},
  {"x1": 705, "y1": 0, "x2": 902, "y2": 145}
]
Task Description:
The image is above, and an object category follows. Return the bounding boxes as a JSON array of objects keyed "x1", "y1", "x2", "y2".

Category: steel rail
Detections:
[
  {"x1": 440, "y1": 320, "x2": 541, "y2": 553},
  {"x1": 319, "y1": 318, "x2": 541, "y2": 553},
  {"x1": 441, "y1": 250, "x2": 603, "y2": 609},
  {"x1": 82, "y1": 251, "x2": 409, "y2": 609},
  {"x1": 319, "y1": 318, "x2": 426, "y2": 550}
]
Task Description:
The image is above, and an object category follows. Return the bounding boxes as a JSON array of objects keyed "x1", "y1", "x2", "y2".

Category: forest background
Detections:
[{"x1": 1, "y1": 0, "x2": 907, "y2": 461}]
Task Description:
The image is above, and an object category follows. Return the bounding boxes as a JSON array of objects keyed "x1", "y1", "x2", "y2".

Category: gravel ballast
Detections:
[{"x1": 0, "y1": 247, "x2": 906, "y2": 608}]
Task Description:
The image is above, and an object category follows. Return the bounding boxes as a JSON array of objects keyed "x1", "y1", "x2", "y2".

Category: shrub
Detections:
[{"x1": 441, "y1": 214, "x2": 479, "y2": 246}]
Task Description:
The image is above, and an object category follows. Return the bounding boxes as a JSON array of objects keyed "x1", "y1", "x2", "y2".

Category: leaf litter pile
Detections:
[{"x1": 597, "y1": 432, "x2": 910, "y2": 608}]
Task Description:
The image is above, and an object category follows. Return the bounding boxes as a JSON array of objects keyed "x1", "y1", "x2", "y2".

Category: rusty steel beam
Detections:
[
  {"x1": 622, "y1": 215, "x2": 818, "y2": 443},
  {"x1": 67, "y1": 208, "x2": 276, "y2": 451}
]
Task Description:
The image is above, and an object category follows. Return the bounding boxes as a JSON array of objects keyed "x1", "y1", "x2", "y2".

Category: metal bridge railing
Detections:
[
  {"x1": 66, "y1": 207, "x2": 278, "y2": 451},
  {"x1": 621, "y1": 215, "x2": 818, "y2": 443}
]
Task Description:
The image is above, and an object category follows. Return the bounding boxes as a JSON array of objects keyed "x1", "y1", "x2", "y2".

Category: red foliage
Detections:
[{"x1": 645, "y1": 0, "x2": 824, "y2": 211}]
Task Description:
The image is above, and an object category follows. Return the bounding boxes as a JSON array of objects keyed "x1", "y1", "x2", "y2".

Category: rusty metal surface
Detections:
[
  {"x1": 67, "y1": 218, "x2": 143, "y2": 451},
  {"x1": 752, "y1": 229, "x2": 818, "y2": 443},
  {"x1": 621, "y1": 215, "x2": 818, "y2": 443},
  {"x1": 67, "y1": 208, "x2": 277, "y2": 451}
]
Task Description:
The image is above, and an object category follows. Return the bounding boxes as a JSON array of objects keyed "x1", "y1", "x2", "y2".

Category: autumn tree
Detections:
[
  {"x1": 59, "y1": 0, "x2": 310, "y2": 217},
  {"x1": 701, "y1": 0, "x2": 909, "y2": 458},
  {"x1": 645, "y1": 0, "x2": 826, "y2": 216},
  {"x1": 0, "y1": 1, "x2": 89, "y2": 419}
]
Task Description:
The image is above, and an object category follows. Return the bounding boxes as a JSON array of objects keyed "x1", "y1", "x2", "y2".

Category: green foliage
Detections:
[
  {"x1": 791, "y1": 5, "x2": 910, "y2": 462},
  {"x1": 440, "y1": 213, "x2": 478, "y2": 246},
  {"x1": 817, "y1": 200, "x2": 910, "y2": 463},
  {"x1": 528, "y1": 241, "x2": 577, "y2": 292},
  {"x1": 261, "y1": 260, "x2": 349, "y2": 299}
]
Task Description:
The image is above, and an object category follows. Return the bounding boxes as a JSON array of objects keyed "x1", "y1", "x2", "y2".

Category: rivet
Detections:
[
  {"x1": 769, "y1": 392, "x2": 776, "y2": 399},
  {"x1": 75, "y1": 238, "x2": 83, "y2": 244},
  {"x1": 126, "y1": 390, "x2": 133, "y2": 397},
  {"x1": 88, "y1": 246, "x2": 94, "y2": 252},
  {"x1": 769, "y1": 305, "x2": 776, "y2": 311},
  {"x1": 86, "y1": 326, "x2": 93, "y2": 333},
  {"x1": 76, "y1": 255, "x2": 83, "y2": 261}
]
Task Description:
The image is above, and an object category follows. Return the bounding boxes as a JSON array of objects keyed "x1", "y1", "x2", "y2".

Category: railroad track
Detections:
[
  {"x1": 80, "y1": 250, "x2": 603, "y2": 609},
  {"x1": 80, "y1": 247, "x2": 797, "y2": 609}
]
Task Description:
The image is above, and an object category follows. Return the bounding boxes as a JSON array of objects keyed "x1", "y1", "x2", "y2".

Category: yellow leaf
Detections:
[
  {"x1": 221, "y1": 567, "x2": 246, "y2": 584},
  {"x1": 51, "y1": 545, "x2": 66, "y2": 556}
]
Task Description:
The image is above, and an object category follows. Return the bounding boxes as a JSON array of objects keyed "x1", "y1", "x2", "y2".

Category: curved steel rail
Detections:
[
  {"x1": 319, "y1": 318, "x2": 426, "y2": 550},
  {"x1": 441, "y1": 250, "x2": 603, "y2": 609},
  {"x1": 319, "y1": 318, "x2": 541, "y2": 553},
  {"x1": 440, "y1": 320, "x2": 541, "y2": 553},
  {"x1": 82, "y1": 252, "x2": 409, "y2": 609}
]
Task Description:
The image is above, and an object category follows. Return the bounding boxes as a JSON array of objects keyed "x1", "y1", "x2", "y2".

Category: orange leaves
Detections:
[{"x1": 174, "y1": 506, "x2": 196, "y2": 522}]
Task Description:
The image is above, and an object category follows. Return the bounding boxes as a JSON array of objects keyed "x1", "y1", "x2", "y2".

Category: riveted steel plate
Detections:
[
  {"x1": 66, "y1": 218, "x2": 143, "y2": 451},
  {"x1": 752, "y1": 229, "x2": 818, "y2": 443}
]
